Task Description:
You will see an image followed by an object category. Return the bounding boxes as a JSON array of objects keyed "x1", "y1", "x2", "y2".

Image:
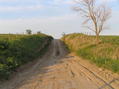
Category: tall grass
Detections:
[
  {"x1": 62, "y1": 33, "x2": 119, "y2": 73},
  {"x1": 0, "y1": 34, "x2": 53, "y2": 80}
]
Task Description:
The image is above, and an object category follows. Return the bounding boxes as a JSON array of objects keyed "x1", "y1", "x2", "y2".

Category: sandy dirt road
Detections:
[{"x1": 0, "y1": 39, "x2": 119, "y2": 89}]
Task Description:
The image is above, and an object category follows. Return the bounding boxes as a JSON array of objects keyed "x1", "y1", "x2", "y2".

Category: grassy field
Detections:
[
  {"x1": 0, "y1": 34, "x2": 53, "y2": 80},
  {"x1": 62, "y1": 33, "x2": 119, "y2": 73}
]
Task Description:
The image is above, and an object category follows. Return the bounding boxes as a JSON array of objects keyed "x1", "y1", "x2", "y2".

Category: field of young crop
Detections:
[
  {"x1": 62, "y1": 33, "x2": 119, "y2": 73},
  {"x1": 0, "y1": 34, "x2": 53, "y2": 80}
]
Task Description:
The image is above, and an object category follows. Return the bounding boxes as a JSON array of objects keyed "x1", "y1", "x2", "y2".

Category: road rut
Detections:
[{"x1": 0, "y1": 39, "x2": 119, "y2": 89}]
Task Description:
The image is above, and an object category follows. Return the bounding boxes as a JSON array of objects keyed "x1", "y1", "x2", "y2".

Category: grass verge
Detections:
[
  {"x1": 0, "y1": 34, "x2": 53, "y2": 80},
  {"x1": 62, "y1": 33, "x2": 119, "y2": 73}
]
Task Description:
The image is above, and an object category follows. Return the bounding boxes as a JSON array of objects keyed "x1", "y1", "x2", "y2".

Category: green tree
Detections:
[
  {"x1": 37, "y1": 31, "x2": 41, "y2": 34},
  {"x1": 26, "y1": 29, "x2": 32, "y2": 35}
]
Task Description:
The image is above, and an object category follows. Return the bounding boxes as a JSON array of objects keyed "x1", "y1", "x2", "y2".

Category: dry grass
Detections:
[{"x1": 62, "y1": 33, "x2": 119, "y2": 73}]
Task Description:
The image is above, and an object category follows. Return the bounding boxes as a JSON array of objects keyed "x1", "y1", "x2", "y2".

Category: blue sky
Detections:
[
  {"x1": 0, "y1": 0, "x2": 119, "y2": 38},
  {"x1": 0, "y1": 0, "x2": 73, "y2": 19}
]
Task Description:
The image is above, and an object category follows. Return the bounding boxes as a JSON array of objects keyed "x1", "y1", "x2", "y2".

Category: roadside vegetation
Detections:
[
  {"x1": 62, "y1": 33, "x2": 119, "y2": 73},
  {"x1": 0, "y1": 34, "x2": 53, "y2": 80}
]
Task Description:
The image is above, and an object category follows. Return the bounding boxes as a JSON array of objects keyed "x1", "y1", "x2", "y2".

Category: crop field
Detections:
[
  {"x1": 0, "y1": 34, "x2": 53, "y2": 80},
  {"x1": 62, "y1": 33, "x2": 119, "y2": 73}
]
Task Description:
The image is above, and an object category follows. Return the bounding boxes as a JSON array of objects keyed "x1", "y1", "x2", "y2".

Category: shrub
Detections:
[{"x1": 0, "y1": 34, "x2": 53, "y2": 80}]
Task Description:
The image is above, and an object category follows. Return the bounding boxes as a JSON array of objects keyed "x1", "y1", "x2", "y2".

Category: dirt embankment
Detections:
[{"x1": 0, "y1": 39, "x2": 119, "y2": 89}]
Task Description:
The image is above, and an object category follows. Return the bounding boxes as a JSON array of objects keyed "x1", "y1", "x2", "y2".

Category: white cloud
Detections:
[
  {"x1": 63, "y1": 0, "x2": 75, "y2": 5},
  {"x1": 53, "y1": 0, "x2": 118, "y2": 6},
  {"x1": 0, "y1": 10, "x2": 119, "y2": 38},
  {"x1": 101, "y1": 0, "x2": 118, "y2": 2},
  {"x1": 0, "y1": 0, "x2": 42, "y2": 2},
  {"x1": 96, "y1": 0, "x2": 118, "y2": 4},
  {"x1": 0, "y1": 14, "x2": 82, "y2": 38},
  {"x1": 0, "y1": 0, "x2": 118, "y2": 38},
  {"x1": 52, "y1": 0, "x2": 75, "y2": 5},
  {"x1": 0, "y1": 0, "x2": 15, "y2": 1},
  {"x1": 0, "y1": 5, "x2": 43, "y2": 12}
]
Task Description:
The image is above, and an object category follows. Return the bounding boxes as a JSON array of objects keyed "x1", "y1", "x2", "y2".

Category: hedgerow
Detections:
[{"x1": 0, "y1": 34, "x2": 53, "y2": 80}]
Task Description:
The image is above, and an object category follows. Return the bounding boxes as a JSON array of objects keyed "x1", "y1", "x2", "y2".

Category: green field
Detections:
[
  {"x1": 0, "y1": 34, "x2": 53, "y2": 80},
  {"x1": 62, "y1": 33, "x2": 119, "y2": 73}
]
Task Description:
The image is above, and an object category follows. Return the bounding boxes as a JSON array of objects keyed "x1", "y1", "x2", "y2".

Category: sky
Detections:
[{"x1": 0, "y1": 0, "x2": 119, "y2": 38}]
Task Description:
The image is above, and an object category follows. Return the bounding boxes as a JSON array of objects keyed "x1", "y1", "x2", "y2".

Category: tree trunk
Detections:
[
  {"x1": 94, "y1": 23, "x2": 100, "y2": 44},
  {"x1": 96, "y1": 33, "x2": 100, "y2": 44}
]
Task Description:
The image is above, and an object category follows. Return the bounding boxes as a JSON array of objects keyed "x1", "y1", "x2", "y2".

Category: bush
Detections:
[
  {"x1": 0, "y1": 34, "x2": 53, "y2": 80},
  {"x1": 0, "y1": 64, "x2": 10, "y2": 80}
]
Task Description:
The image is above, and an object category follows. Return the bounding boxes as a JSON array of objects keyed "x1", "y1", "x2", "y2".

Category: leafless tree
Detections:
[{"x1": 73, "y1": 0, "x2": 111, "y2": 43}]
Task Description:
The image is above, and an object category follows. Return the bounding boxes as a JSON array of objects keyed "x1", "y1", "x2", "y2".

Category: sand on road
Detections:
[{"x1": 0, "y1": 39, "x2": 119, "y2": 89}]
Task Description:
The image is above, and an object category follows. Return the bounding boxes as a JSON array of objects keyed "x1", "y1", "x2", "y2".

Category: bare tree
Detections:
[{"x1": 74, "y1": 0, "x2": 111, "y2": 43}]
